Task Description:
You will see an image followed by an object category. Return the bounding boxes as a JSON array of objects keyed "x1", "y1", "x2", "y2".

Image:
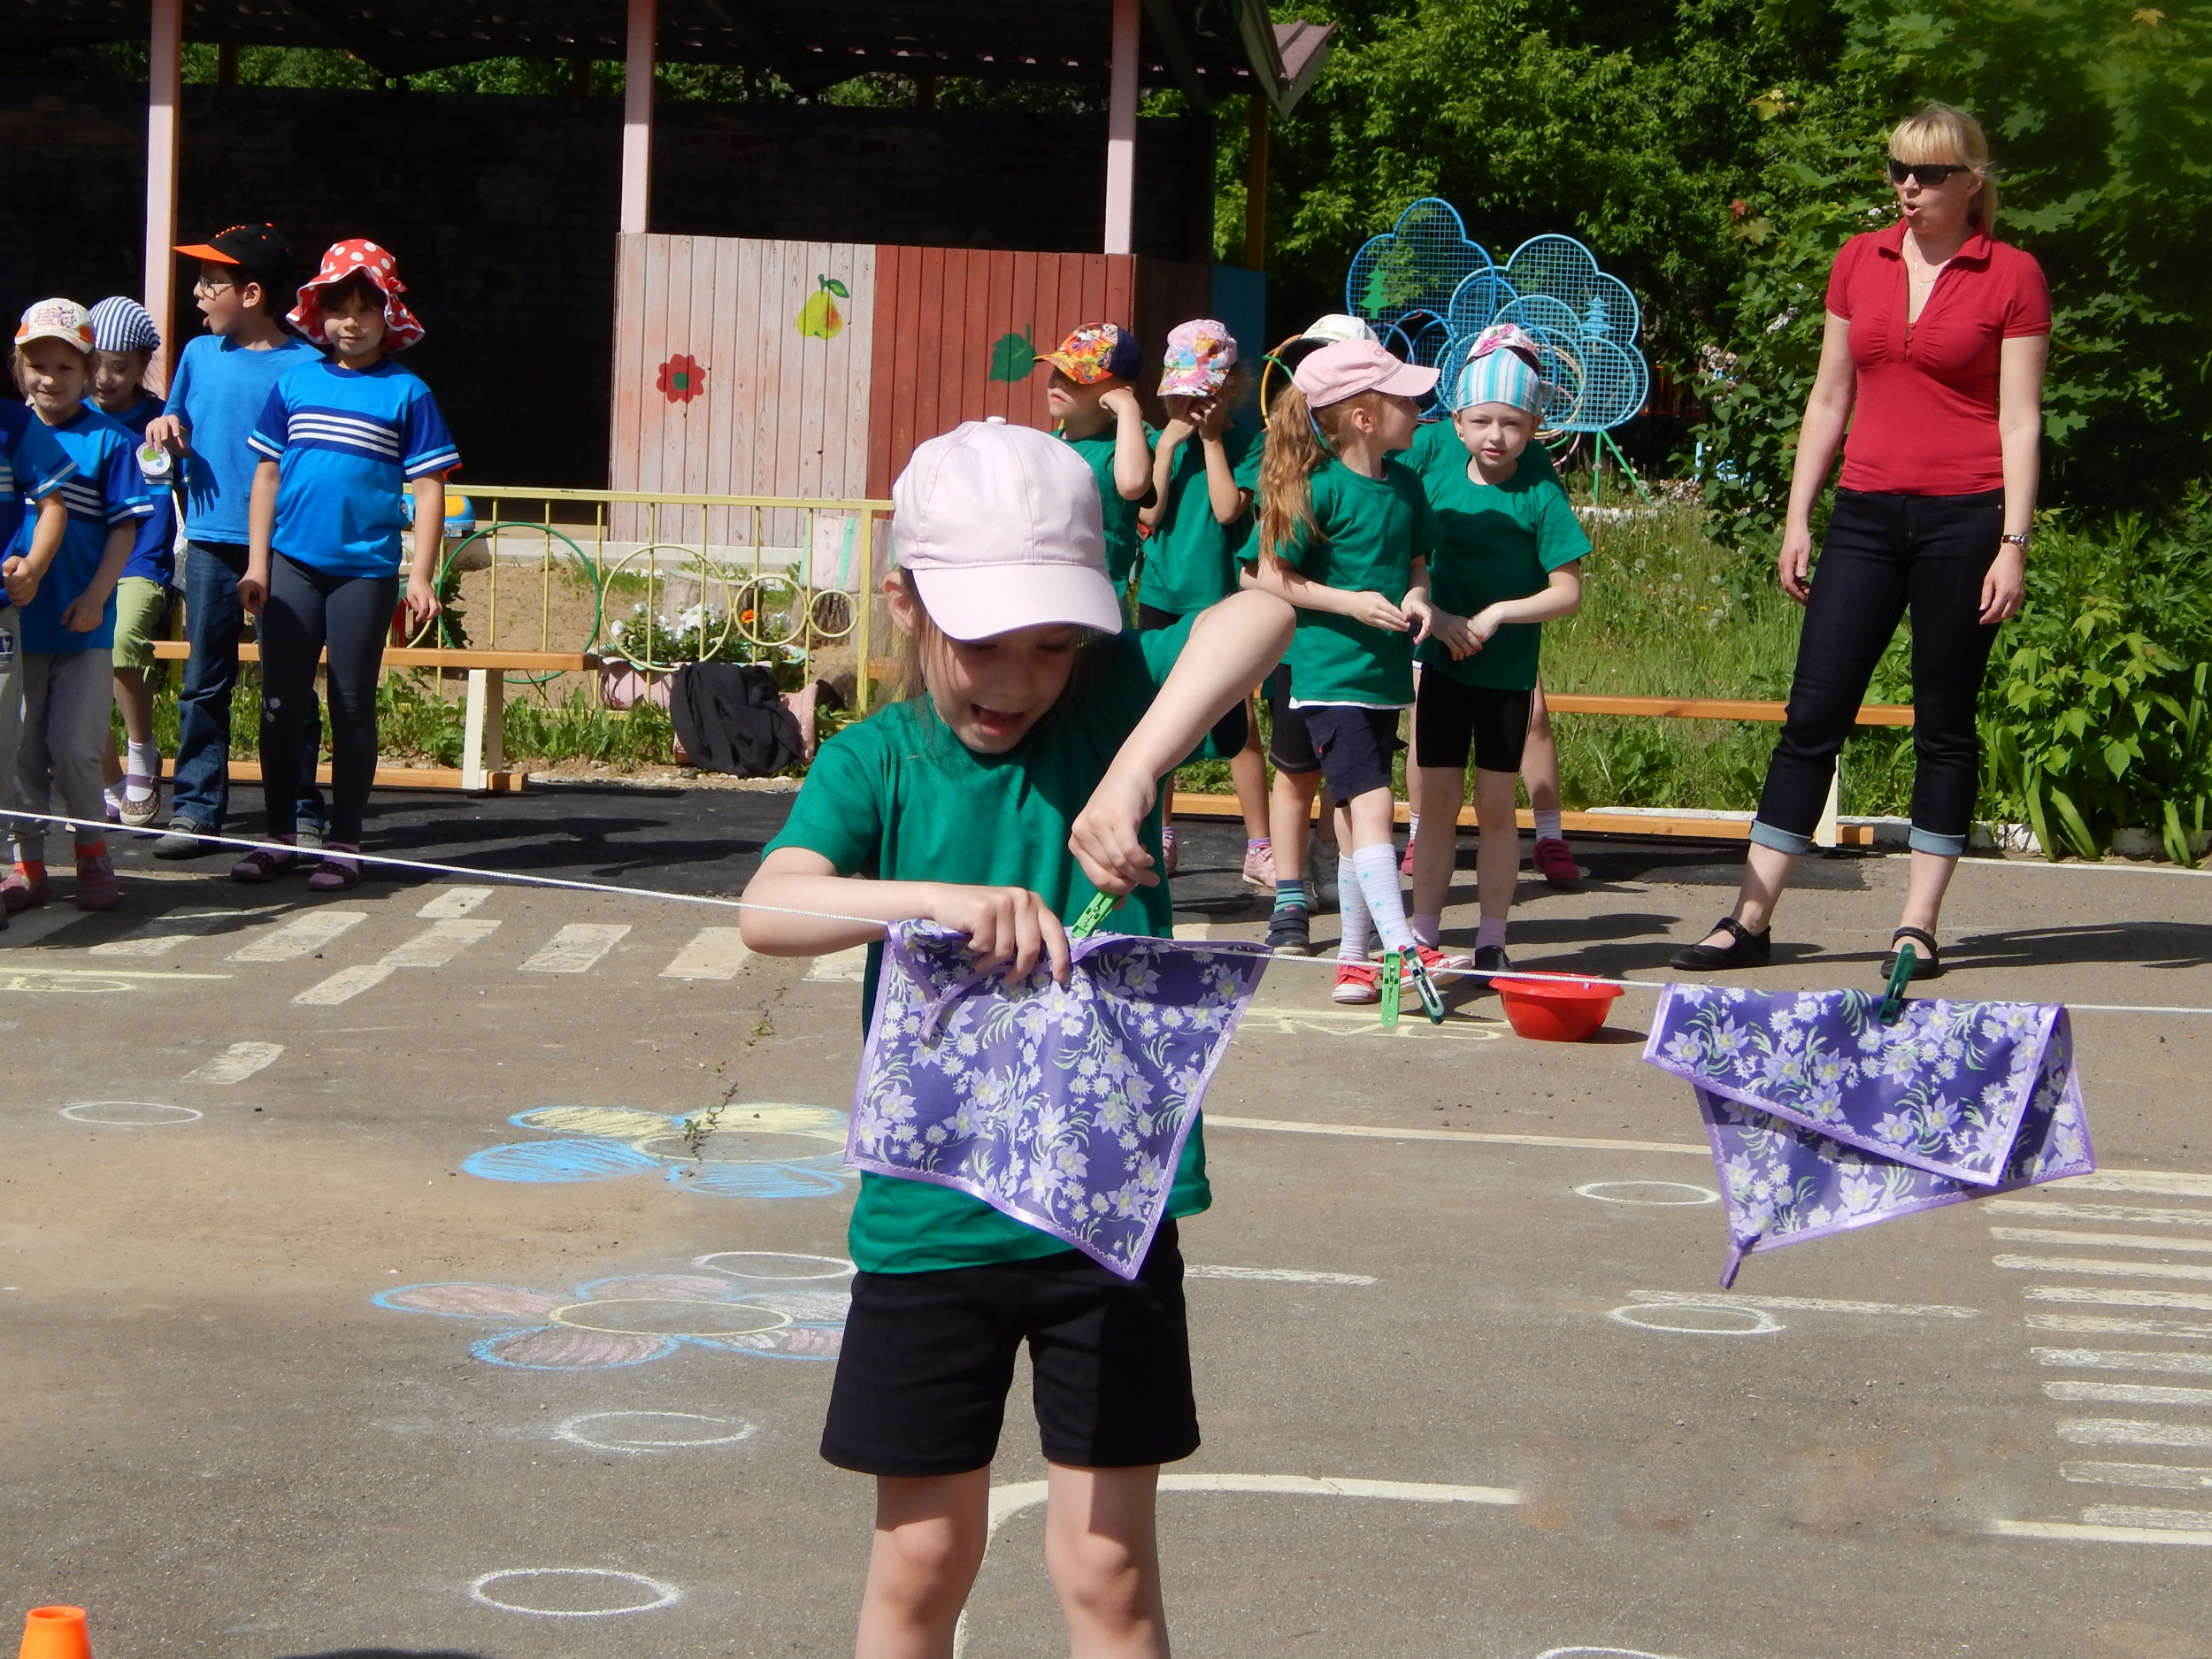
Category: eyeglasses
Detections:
[
  {"x1": 192, "y1": 275, "x2": 238, "y2": 296},
  {"x1": 1887, "y1": 157, "x2": 1971, "y2": 187}
]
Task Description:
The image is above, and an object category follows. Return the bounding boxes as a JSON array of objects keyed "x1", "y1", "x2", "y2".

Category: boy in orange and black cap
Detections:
[{"x1": 1037, "y1": 323, "x2": 1153, "y2": 593}]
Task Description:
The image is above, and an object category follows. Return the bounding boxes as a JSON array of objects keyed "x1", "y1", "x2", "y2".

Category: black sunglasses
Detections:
[{"x1": 1887, "y1": 157, "x2": 1971, "y2": 186}]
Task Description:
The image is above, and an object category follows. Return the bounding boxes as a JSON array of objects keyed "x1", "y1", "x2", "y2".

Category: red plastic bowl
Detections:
[{"x1": 1491, "y1": 974, "x2": 1624, "y2": 1042}]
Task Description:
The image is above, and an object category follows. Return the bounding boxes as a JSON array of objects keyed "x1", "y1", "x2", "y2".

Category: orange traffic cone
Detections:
[{"x1": 19, "y1": 1607, "x2": 89, "y2": 1659}]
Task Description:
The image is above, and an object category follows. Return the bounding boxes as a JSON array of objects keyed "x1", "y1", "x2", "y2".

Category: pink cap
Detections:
[
  {"x1": 1292, "y1": 339, "x2": 1437, "y2": 409},
  {"x1": 892, "y1": 418, "x2": 1125, "y2": 641}
]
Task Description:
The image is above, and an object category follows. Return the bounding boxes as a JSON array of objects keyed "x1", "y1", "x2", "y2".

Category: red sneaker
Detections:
[
  {"x1": 73, "y1": 854, "x2": 119, "y2": 911},
  {"x1": 1, "y1": 867, "x2": 49, "y2": 913},
  {"x1": 1415, "y1": 943, "x2": 1474, "y2": 974},
  {"x1": 1532, "y1": 836, "x2": 1581, "y2": 887},
  {"x1": 1399, "y1": 836, "x2": 1417, "y2": 876},
  {"x1": 1332, "y1": 960, "x2": 1380, "y2": 1004}
]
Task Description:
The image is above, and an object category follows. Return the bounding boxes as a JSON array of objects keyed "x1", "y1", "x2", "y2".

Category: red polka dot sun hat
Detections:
[{"x1": 289, "y1": 238, "x2": 426, "y2": 350}]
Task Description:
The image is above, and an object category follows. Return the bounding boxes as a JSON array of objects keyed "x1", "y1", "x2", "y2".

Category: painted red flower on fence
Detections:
[{"x1": 657, "y1": 354, "x2": 706, "y2": 404}]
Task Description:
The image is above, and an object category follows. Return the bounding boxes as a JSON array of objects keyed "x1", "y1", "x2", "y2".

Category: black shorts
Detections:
[
  {"x1": 820, "y1": 1220, "x2": 1200, "y2": 1478},
  {"x1": 1302, "y1": 704, "x2": 1403, "y2": 803},
  {"x1": 1141, "y1": 604, "x2": 1248, "y2": 759},
  {"x1": 1264, "y1": 664, "x2": 1318, "y2": 774},
  {"x1": 1414, "y1": 675, "x2": 1533, "y2": 773}
]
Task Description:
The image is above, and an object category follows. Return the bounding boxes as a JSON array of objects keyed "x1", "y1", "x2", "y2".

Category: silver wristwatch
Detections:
[{"x1": 2001, "y1": 532, "x2": 2031, "y2": 549}]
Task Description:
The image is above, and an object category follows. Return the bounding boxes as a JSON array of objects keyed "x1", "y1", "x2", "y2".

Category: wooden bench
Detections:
[{"x1": 150, "y1": 641, "x2": 599, "y2": 792}]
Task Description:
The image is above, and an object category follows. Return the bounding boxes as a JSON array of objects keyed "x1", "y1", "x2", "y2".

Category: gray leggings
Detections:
[{"x1": 258, "y1": 553, "x2": 397, "y2": 846}]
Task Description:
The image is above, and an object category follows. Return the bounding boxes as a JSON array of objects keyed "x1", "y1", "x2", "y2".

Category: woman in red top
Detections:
[{"x1": 1675, "y1": 104, "x2": 2050, "y2": 979}]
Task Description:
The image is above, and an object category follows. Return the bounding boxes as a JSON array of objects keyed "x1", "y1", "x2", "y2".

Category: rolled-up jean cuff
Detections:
[
  {"x1": 1909, "y1": 826, "x2": 1969, "y2": 856},
  {"x1": 1748, "y1": 819, "x2": 1814, "y2": 856}
]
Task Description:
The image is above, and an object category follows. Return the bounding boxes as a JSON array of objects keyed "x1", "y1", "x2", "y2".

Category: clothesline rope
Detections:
[{"x1": 8, "y1": 810, "x2": 2208, "y2": 1015}]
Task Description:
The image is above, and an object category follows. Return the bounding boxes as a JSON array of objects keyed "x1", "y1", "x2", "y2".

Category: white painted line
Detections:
[
  {"x1": 1999, "y1": 1255, "x2": 2212, "y2": 1284},
  {"x1": 293, "y1": 964, "x2": 395, "y2": 1006},
  {"x1": 1171, "y1": 921, "x2": 1212, "y2": 941},
  {"x1": 2058, "y1": 1418, "x2": 2212, "y2": 1449},
  {"x1": 805, "y1": 944, "x2": 870, "y2": 982},
  {"x1": 1992, "y1": 1198, "x2": 2212, "y2": 1229},
  {"x1": 382, "y1": 918, "x2": 501, "y2": 968},
  {"x1": 418, "y1": 886, "x2": 495, "y2": 918},
  {"x1": 1995, "y1": 1227, "x2": 2212, "y2": 1256},
  {"x1": 2034, "y1": 1348, "x2": 2212, "y2": 1376},
  {"x1": 2083, "y1": 1503, "x2": 2212, "y2": 1531},
  {"x1": 2063, "y1": 1462, "x2": 2212, "y2": 1491},
  {"x1": 87, "y1": 903, "x2": 283, "y2": 957},
  {"x1": 1632, "y1": 1290, "x2": 1980, "y2": 1318},
  {"x1": 2047, "y1": 1380, "x2": 2212, "y2": 1407},
  {"x1": 520, "y1": 923, "x2": 630, "y2": 974},
  {"x1": 1208, "y1": 1114, "x2": 1706, "y2": 1157},
  {"x1": 229, "y1": 910, "x2": 367, "y2": 962},
  {"x1": 182, "y1": 1041, "x2": 284, "y2": 1085},
  {"x1": 985, "y1": 1471, "x2": 1521, "y2": 1539},
  {"x1": 0, "y1": 908, "x2": 95, "y2": 947},
  {"x1": 466, "y1": 1567, "x2": 680, "y2": 1617},
  {"x1": 2029, "y1": 1314, "x2": 2212, "y2": 1340},
  {"x1": 2060, "y1": 1171, "x2": 2212, "y2": 1201},
  {"x1": 1187, "y1": 1264, "x2": 1379, "y2": 1286},
  {"x1": 2027, "y1": 1286, "x2": 2212, "y2": 1313},
  {"x1": 660, "y1": 927, "x2": 751, "y2": 981},
  {"x1": 1988, "y1": 1518, "x2": 2212, "y2": 1546},
  {"x1": 1, "y1": 964, "x2": 228, "y2": 981}
]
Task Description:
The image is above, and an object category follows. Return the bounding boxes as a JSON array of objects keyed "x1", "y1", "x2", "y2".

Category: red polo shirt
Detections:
[{"x1": 1827, "y1": 219, "x2": 2050, "y2": 495}]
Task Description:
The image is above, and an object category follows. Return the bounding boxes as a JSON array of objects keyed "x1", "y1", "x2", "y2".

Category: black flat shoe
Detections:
[
  {"x1": 1881, "y1": 926, "x2": 1944, "y2": 981},
  {"x1": 1669, "y1": 915, "x2": 1773, "y2": 971}
]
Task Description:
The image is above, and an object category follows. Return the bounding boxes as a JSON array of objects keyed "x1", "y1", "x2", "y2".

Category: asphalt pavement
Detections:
[{"x1": 4, "y1": 781, "x2": 2212, "y2": 1659}]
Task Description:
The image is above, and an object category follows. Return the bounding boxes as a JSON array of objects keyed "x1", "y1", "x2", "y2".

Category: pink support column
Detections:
[
  {"x1": 620, "y1": 0, "x2": 657, "y2": 235},
  {"x1": 144, "y1": 0, "x2": 183, "y2": 390},
  {"x1": 1102, "y1": 0, "x2": 1138, "y2": 255}
]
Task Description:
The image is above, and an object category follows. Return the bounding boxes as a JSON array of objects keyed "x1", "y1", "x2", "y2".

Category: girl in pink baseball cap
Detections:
[{"x1": 738, "y1": 416, "x2": 1293, "y2": 1659}]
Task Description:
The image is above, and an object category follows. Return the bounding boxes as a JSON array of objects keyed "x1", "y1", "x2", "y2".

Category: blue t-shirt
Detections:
[
  {"x1": 0, "y1": 403, "x2": 78, "y2": 617},
  {"x1": 166, "y1": 332, "x2": 325, "y2": 544},
  {"x1": 107, "y1": 396, "x2": 177, "y2": 586},
  {"x1": 249, "y1": 358, "x2": 461, "y2": 578},
  {"x1": 18, "y1": 405, "x2": 153, "y2": 654}
]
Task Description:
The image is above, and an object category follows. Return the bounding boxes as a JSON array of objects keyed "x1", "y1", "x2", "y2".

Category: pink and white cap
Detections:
[
  {"x1": 1291, "y1": 338, "x2": 1438, "y2": 409},
  {"x1": 891, "y1": 418, "x2": 1125, "y2": 641}
]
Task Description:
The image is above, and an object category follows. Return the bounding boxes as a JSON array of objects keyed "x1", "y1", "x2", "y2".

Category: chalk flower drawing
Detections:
[
  {"x1": 375, "y1": 1259, "x2": 849, "y2": 1369},
  {"x1": 462, "y1": 1103, "x2": 855, "y2": 1199}
]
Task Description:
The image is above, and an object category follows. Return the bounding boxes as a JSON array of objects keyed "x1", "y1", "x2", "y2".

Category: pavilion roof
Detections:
[{"x1": 3, "y1": 0, "x2": 1333, "y2": 109}]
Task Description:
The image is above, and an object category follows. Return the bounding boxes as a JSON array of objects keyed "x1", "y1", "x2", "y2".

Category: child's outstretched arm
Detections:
[
  {"x1": 741, "y1": 850, "x2": 1074, "y2": 983},
  {"x1": 1071, "y1": 589, "x2": 1294, "y2": 893}
]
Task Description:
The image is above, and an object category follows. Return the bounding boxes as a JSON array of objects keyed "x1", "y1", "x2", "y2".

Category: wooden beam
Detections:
[
  {"x1": 1168, "y1": 794, "x2": 1882, "y2": 846},
  {"x1": 1138, "y1": 0, "x2": 1214, "y2": 112},
  {"x1": 1542, "y1": 694, "x2": 1914, "y2": 726},
  {"x1": 144, "y1": 0, "x2": 182, "y2": 393},
  {"x1": 621, "y1": 0, "x2": 657, "y2": 235},
  {"x1": 1103, "y1": 0, "x2": 1140, "y2": 255}
]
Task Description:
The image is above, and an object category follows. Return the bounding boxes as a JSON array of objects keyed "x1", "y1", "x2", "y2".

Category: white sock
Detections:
[
  {"x1": 1408, "y1": 811, "x2": 1421, "y2": 841},
  {"x1": 1411, "y1": 911, "x2": 1441, "y2": 949},
  {"x1": 1478, "y1": 915, "x2": 1508, "y2": 951},
  {"x1": 1335, "y1": 854, "x2": 1373, "y2": 962},
  {"x1": 125, "y1": 742, "x2": 159, "y2": 802},
  {"x1": 1533, "y1": 809, "x2": 1562, "y2": 841},
  {"x1": 1353, "y1": 843, "x2": 1416, "y2": 955}
]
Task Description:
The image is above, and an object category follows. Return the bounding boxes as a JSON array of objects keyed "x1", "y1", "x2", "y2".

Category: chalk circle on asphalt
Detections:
[
  {"x1": 59, "y1": 1101, "x2": 203, "y2": 1126},
  {"x1": 1574, "y1": 1181, "x2": 1718, "y2": 1207},
  {"x1": 556, "y1": 1411, "x2": 758, "y2": 1452},
  {"x1": 467, "y1": 1568, "x2": 681, "y2": 1617},
  {"x1": 695, "y1": 1250, "x2": 856, "y2": 1282},
  {"x1": 1538, "y1": 1648, "x2": 1693, "y2": 1659},
  {"x1": 551, "y1": 1298, "x2": 791, "y2": 1339},
  {"x1": 1606, "y1": 1302, "x2": 1783, "y2": 1336}
]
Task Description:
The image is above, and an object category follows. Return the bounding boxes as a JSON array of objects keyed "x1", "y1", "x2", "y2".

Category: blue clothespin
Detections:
[{"x1": 1879, "y1": 943, "x2": 1916, "y2": 1025}]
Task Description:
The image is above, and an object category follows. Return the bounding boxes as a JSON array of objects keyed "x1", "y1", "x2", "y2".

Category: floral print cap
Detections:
[
  {"x1": 1158, "y1": 319, "x2": 1238, "y2": 397},
  {"x1": 1039, "y1": 322, "x2": 1142, "y2": 385}
]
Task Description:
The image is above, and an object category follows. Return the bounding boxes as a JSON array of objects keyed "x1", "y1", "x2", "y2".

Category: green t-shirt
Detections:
[
  {"x1": 1059, "y1": 423, "x2": 1155, "y2": 587},
  {"x1": 763, "y1": 619, "x2": 1210, "y2": 1273},
  {"x1": 1272, "y1": 457, "x2": 1439, "y2": 707},
  {"x1": 1138, "y1": 426, "x2": 1262, "y2": 617},
  {"x1": 1405, "y1": 431, "x2": 1588, "y2": 691}
]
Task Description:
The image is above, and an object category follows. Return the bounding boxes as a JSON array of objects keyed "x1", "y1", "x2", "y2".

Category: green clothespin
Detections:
[
  {"x1": 1406, "y1": 955, "x2": 1448, "y2": 1025},
  {"x1": 1379, "y1": 949, "x2": 1402, "y2": 1028},
  {"x1": 1879, "y1": 942, "x2": 1916, "y2": 1025},
  {"x1": 1069, "y1": 890, "x2": 1121, "y2": 941}
]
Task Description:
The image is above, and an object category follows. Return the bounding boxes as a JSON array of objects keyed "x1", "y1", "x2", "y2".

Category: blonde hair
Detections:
[
  {"x1": 1889, "y1": 103, "x2": 1999, "y2": 234},
  {"x1": 1257, "y1": 386, "x2": 1386, "y2": 567}
]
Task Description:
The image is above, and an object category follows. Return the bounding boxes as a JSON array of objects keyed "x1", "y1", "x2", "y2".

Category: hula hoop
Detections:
[
  {"x1": 407, "y1": 521, "x2": 603, "y2": 687},
  {"x1": 601, "y1": 544, "x2": 737, "y2": 672}
]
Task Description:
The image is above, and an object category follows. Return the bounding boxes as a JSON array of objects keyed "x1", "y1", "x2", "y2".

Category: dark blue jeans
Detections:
[
  {"x1": 171, "y1": 540, "x2": 324, "y2": 833},
  {"x1": 1753, "y1": 488, "x2": 2005, "y2": 858}
]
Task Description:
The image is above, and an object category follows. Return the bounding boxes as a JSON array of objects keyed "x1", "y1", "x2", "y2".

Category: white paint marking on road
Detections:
[
  {"x1": 1171, "y1": 921, "x2": 1212, "y2": 941},
  {"x1": 293, "y1": 964, "x2": 395, "y2": 1006},
  {"x1": 1608, "y1": 1303, "x2": 1783, "y2": 1336},
  {"x1": 2082, "y1": 1503, "x2": 2212, "y2": 1531},
  {"x1": 2057, "y1": 1418, "x2": 2212, "y2": 1449},
  {"x1": 1209, "y1": 1114, "x2": 1706, "y2": 1156},
  {"x1": 2063, "y1": 1462, "x2": 2212, "y2": 1491},
  {"x1": 1, "y1": 966, "x2": 228, "y2": 981},
  {"x1": 2028, "y1": 1314, "x2": 2212, "y2": 1340},
  {"x1": 520, "y1": 923, "x2": 631, "y2": 974},
  {"x1": 382, "y1": 918, "x2": 501, "y2": 968},
  {"x1": 87, "y1": 905, "x2": 282, "y2": 957},
  {"x1": 418, "y1": 886, "x2": 495, "y2": 918},
  {"x1": 2027, "y1": 1286, "x2": 2212, "y2": 1313},
  {"x1": 1537, "y1": 1650, "x2": 1694, "y2": 1659},
  {"x1": 1988, "y1": 1518, "x2": 2212, "y2": 1546},
  {"x1": 1187, "y1": 1264, "x2": 1379, "y2": 1286},
  {"x1": 2034, "y1": 1348, "x2": 2212, "y2": 1376},
  {"x1": 660, "y1": 927, "x2": 751, "y2": 981},
  {"x1": 2047, "y1": 1381, "x2": 2212, "y2": 1408},
  {"x1": 1574, "y1": 1181, "x2": 1718, "y2": 1207},
  {"x1": 805, "y1": 944, "x2": 870, "y2": 982},
  {"x1": 1998, "y1": 1255, "x2": 2212, "y2": 1284},
  {"x1": 1632, "y1": 1289, "x2": 1980, "y2": 1318},
  {"x1": 554, "y1": 1411, "x2": 757, "y2": 1453},
  {"x1": 1992, "y1": 1199, "x2": 2212, "y2": 1229},
  {"x1": 229, "y1": 910, "x2": 367, "y2": 962},
  {"x1": 1995, "y1": 1227, "x2": 2212, "y2": 1256},
  {"x1": 182, "y1": 1041, "x2": 284, "y2": 1085},
  {"x1": 1234, "y1": 1006, "x2": 1504, "y2": 1042},
  {"x1": 0, "y1": 908, "x2": 94, "y2": 948},
  {"x1": 466, "y1": 1567, "x2": 681, "y2": 1617},
  {"x1": 2058, "y1": 1171, "x2": 2212, "y2": 1200}
]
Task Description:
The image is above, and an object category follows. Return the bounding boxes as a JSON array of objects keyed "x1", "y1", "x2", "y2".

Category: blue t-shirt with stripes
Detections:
[
  {"x1": 17, "y1": 405, "x2": 154, "y2": 654},
  {"x1": 249, "y1": 357, "x2": 461, "y2": 578}
]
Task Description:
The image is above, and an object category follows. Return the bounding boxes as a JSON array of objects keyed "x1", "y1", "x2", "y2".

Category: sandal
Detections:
[
  {"x1": 1669, "y1": 914, "x2": 1772, "y2": 972},
  {"x1": 1881, "y1": 926, "x2": 1944, "y2": 982},
  {"x1": 119, "y1": 772, "x2": 163, "y2": 828},
  {"x1": 308, "y1": 844, "x2": 364, "y2": 892},
  {"x1": 231, "y1": 843, "x2": 299, "y2": 883}
]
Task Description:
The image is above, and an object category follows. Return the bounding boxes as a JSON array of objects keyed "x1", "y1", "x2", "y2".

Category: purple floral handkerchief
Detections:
[
  {"x1": 1643, "y1": 983, "x2": 2094, "y2": 1286},
  {"x1": 850, "y1": 922, "x2": 1271, "y2": 1279}
]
